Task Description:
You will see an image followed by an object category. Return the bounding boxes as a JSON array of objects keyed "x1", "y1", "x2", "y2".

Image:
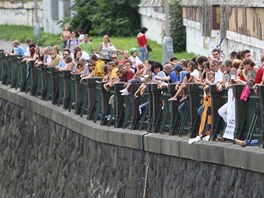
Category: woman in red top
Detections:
[{"x1": 137, "y1": 27, "x2": 149, "y2": 62}]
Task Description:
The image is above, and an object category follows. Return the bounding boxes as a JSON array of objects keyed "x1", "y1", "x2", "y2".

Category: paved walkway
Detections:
[{"x1": 0, "y1": 40, "x2": 27, "y2": 51}]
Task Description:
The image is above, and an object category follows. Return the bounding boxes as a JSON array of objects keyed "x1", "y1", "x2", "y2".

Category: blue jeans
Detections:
[
  {"x1": 245, "y1": 139, "x2": 259, "y2": 146},
  {"x1": 139, "y1": 47, "x2": 149, "y2": 62},
  {"x1": 178, "y1": 101, "x2": 186, "y2": 118},
  {"x1": 198, "y1": 105, "x2": 203, "y2": 118}
]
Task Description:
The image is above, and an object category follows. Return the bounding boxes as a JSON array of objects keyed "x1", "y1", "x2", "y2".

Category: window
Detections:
[
  {"x1": 212, "y1": 5, "x2": 220, "y2": 30},
  {"x1": 51, "y1": 0, "x2": 59, "y2": 20}
]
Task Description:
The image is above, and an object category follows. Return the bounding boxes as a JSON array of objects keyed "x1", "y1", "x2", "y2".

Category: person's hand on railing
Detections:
[{"x1": 217, "y1": 83, "x2": 223, "y2": 91}]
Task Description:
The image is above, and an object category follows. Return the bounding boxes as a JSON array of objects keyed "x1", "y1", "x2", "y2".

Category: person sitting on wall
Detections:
[
  {"x1": 168, "y1": 61, "x2": 199, "y2": 102},
  {"x1": 119, "y1": 60, "x2": 153, "y2": 96},
  {"x1": 134, "y1": 62, "x2": 165, "y2": 97}
]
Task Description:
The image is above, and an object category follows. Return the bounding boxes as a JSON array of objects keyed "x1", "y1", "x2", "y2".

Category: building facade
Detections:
[
  {"x1": 181, "y1": 0, "x2": 264, "y2": 60},
  {"x1": 139, "y1": 0, "x2": 167, "y2": 44},
  {"x1": 43, "y1": 0, "x2": 73, "y2": 34}
]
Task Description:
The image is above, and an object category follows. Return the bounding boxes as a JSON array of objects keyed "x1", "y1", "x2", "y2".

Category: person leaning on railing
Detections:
[
  {"x1": 88, "y1": 54, "x2": 105, "y2": 80},
  {"x1": 168, "y1": 61, "x2": 199, "y2": 102},
  {"x1": 103, "y1": 61, "x2": 119, "y2": 92},
  {"x1": 4, "y1": 40, "x2": 25, "y2": 57},
  {"x1": 188, "y1": 65, "x2": 216, "y2": 144},
  {"x1": 46, "y1": 48, "x2": 61, "y2": 68}
]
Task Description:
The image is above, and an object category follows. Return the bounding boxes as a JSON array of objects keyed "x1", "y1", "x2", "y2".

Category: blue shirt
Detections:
[
  {"x1": 15, "y1": 46, "x2": 25, "y2": 56},
  {"x1": 170, "y1": 71, "x2": 180, "y2": 83},
  {"x1": 58, "y1": 60, "x2": 66, "y2": 68},
  {"x1": 180, "y1": 70, "x2": 187, "y2": 82}
]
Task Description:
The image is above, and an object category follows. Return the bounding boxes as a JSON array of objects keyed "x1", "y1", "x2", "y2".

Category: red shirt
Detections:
[
  {"x1": 254, "y1": 67, "x2": 263, "y2": 84},
  {"x1": 137, "y1": 35, "x2": 147, "y2": 47},
  {"x1": 123, "y1": 70, "x2": 135, "y2": 82}
]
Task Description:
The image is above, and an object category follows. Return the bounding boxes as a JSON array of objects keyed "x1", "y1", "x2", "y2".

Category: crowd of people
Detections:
[{"x1": 4, "y1": 25, "x2": 264, "y2": 148}]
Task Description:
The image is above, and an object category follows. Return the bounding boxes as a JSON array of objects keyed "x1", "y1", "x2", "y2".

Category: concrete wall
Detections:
[
  {"x1": 0, "y1": 85, "x2": 264, "y2": 197},
  {"x1": 0, "y1": 1, "x2": 43, "y2": 27}
]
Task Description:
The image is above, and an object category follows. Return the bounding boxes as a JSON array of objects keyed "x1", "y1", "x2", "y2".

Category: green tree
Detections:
[
  {"x1": 70, "y1": 0, "x2": 140, "y2": 37},
  {"x1": 170, "y1": 0, "x2": 186, "y2": 52}
]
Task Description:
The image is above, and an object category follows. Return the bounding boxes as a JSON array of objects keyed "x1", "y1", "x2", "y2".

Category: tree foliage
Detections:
[
  {"x1": 70, "y1": 0, "x2": 141, "y2": 37},
  {"x1": 170, "y1": 0, "x2": 186, "y2": 52}
]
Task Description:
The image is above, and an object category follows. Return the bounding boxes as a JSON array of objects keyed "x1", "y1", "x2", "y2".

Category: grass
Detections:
[{"x1": 0, "y1": 25, "x2": 196, "y2": 62}]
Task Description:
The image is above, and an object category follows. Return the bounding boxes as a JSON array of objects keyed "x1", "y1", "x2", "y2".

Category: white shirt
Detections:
[
  {"x1": 214, "y1": 69, "x2": 223, "y2": 83},
  {"x1": 78, "y1": 34, "x2": 84, "y2": 43},
  {"x1": 129, "y1": 56, "x2": 140, "y2": 68},
  {"x1": 190, "y1": 69, "x2": 199, "y2": 79},
  {"x1": 24, "y1": 47, "x2": 30, "y2": 57},
  {"x1": 81, "y1": 50, "x2": 90, "y2": 61}
]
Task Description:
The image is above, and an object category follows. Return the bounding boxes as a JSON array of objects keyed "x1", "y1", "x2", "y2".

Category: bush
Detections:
[
  {"x1": 170, "y1": 0, "x2": 186, "y2": 52},
  {"x1": 70, "y1": 0, "x2": 141, "y2": 37}
]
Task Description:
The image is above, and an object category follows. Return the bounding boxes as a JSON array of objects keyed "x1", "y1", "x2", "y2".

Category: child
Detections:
[{"x1": 129, "y1": 47, "x2": 140, "y2": 69}]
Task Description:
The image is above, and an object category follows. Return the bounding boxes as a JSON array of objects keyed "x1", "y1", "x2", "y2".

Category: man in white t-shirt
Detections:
[{"x1": 210, "y1": 59, "x2": 223, "y2": 83}]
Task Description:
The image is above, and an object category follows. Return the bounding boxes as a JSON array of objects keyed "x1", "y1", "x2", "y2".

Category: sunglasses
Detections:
[
  {"x1": 88, "y1": 64, "x2": 94, "y2": 67},
  {"x1": 111, "y1": 57, "x2": 117, "y2": 59}
]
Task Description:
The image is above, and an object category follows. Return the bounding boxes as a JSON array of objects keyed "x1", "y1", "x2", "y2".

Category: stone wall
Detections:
[
  {"x1": 0, "y1": 85, "x2": 264, "y2": 197},
  {"x1": 0, "y1": 1, "x2": 43, "y2": 27}
]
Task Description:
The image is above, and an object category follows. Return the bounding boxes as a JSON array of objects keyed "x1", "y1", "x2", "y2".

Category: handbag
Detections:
[{"x1": 146, "y1": 43, "x2": 152, "y2": 52}]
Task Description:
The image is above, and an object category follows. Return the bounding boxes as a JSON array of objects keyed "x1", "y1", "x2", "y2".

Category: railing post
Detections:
[
  {"x1": 10, "y1": 55, "x2": 21, "y2": 88},
  {"x1": 187, "y1": 83, "x2": 201, "y2": 137},
  {"x1": 29, "y1": 60, "x2": 37, "y2": 96},
  {"x1": 74, "y1": 74, "x2": 82, "y2": 115},
  {"x1": 87, "y1": 77, "x2": 102, "y2": 120},
  {"x1": 20, "y1": 60, "x2": 28, "y2": 92},
  {"x1": 50, "y1": 67, "x2": 60, "y2": 104},
  {"x1": 0, "y1": 50, "x2": 4, "y2": 81},
  {"x1": 232, "y1": 84, "x2": 247, "y2": 140},
  {"x1": 16, "y1": 57, "x2": 23, "y2": 90},
  {"x1": 168, "y1": 83, "x2": 180, "y2": 135},
  {"x1": 6, "y1": 55, "x2": 12, "y2": 85},
  {"x1": 258, "y1": 85, "x2": 264, "y2": 148},
  {"x1": 148, "y1": 83, "x2": 162, "y2": 133},
  {"x1": 113, "y1": 82, "x2": 125, "y2": 128},
  {"x1": 98, "y1": 81, "x2": 111, "y2": 126},
  {"x1": 80, "y1": 79, "x2": 88, "y2": 117},
  {"x1": 62, "y1": 70, "x2": 72, "y2": 109},
  {"x1": 40, "y1": 64, "x2": 47, "y2": 99},
  {"x1": 209, "y1": 84, "x2": 224, "y2": 140},
  {"x1": 2, "y1": 53, "x2": 8, "y2": 85},
  {"x1": 130, "y1": 83, "x2": 142, "y2": 130}
]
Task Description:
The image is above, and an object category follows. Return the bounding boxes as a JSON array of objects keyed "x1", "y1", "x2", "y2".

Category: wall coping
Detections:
[{"x1": 0, "y1": 84, "x2": 264, "y2": 173}]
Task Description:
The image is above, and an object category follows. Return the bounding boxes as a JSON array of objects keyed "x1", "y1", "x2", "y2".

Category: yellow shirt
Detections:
[
  {"x1": 110, "y1": 67, "x2": 118, "y2": 82},
  {"x1": 92, "y1": 60, "x2": 105, "y2": 79}
]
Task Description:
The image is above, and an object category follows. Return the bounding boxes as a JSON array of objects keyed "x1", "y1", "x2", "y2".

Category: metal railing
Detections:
[{"x1": 0, "y1": 51, "x2": 263, "y2": 148}]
